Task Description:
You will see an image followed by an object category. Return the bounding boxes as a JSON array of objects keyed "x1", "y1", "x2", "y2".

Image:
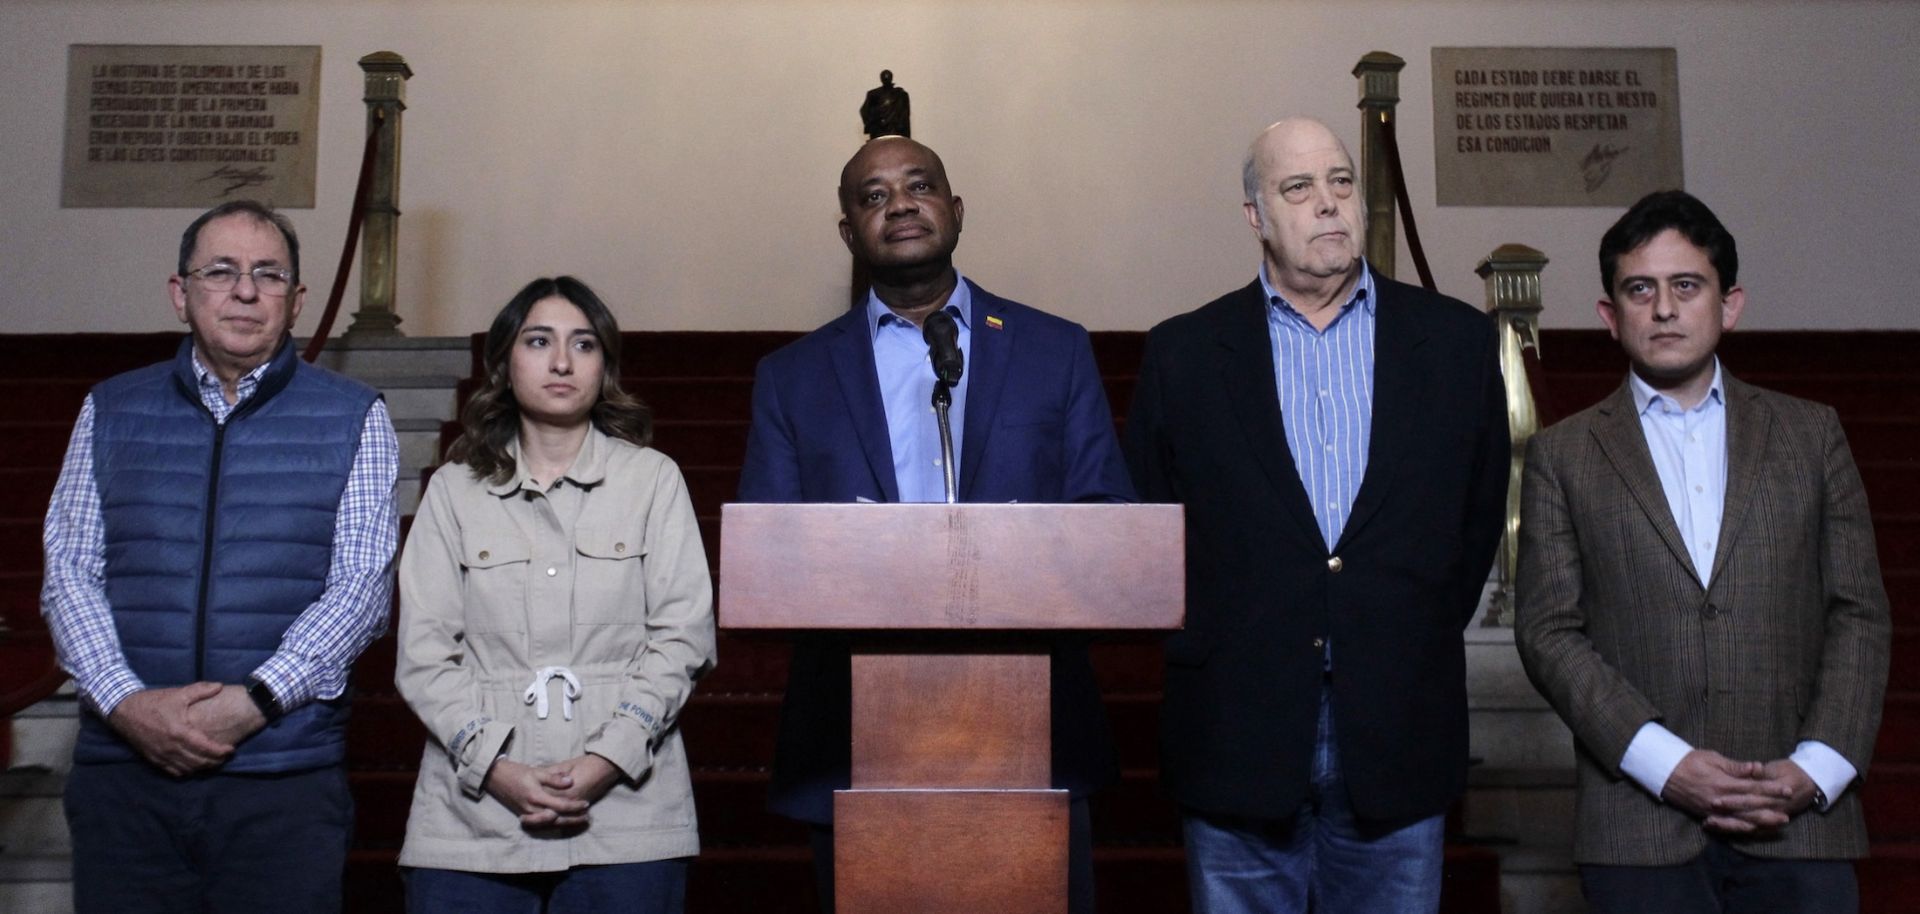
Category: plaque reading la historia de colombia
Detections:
[
  {"x1": 62, "y1": 45, "x2": 321, "y2": 208},
  {"x1": 1431, "y1": 47, "x2": 1680, "y2": 207}
]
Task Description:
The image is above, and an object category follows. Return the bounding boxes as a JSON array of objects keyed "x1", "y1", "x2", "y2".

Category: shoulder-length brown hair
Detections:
[{"x1": 447, "y1": 276, "x2": 653, "y2": 484}]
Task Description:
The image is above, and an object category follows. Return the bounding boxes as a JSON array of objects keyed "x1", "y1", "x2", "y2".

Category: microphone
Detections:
[{"x1": 922, "y1": 309, "x2": 964, "y2": 386}]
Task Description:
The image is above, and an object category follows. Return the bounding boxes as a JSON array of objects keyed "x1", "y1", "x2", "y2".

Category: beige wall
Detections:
[{"x1": 3, "y1": 0, "x2": 1915, "y2": 336}]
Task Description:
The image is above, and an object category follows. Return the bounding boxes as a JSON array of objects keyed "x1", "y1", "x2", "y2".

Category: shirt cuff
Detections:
[
  {"x1": 249, "y1": 653, "x2": 316, "y2": 712},
  {"x1": 84, "y1": 664, "x2": 147, "y2": 718},
  {"x1": 1620, "y1": 721, "x2": 1693, "y2": 799},
  {"x1": 1790, "y1": 741, "x2": 1857, "y2": 812},
  {"x1": 584, "y1": 717, "x2": 656, "y2": 782},
  {"x1": 454, "y1": 720, "x2": 512, "y2": 800}
]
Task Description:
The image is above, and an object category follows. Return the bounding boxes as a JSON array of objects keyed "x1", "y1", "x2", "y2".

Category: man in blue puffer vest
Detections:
[{"x1": 40, "y1": 200, "x2": 399, "y2": 914}]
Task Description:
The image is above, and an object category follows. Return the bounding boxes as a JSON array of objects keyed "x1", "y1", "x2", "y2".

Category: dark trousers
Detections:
[
  {"x1": 64, "y1": 761, "x2": 352, "y2": 914},
  {"x1": 807, "y1": 795, "x2": 1095, "y2": 914},
  {"x1": 1581, "y1": 838, "x2": 1859, "y2": 914},
  {"x1": 404, "y1": 860, "x2": 689, "y2": 914}
]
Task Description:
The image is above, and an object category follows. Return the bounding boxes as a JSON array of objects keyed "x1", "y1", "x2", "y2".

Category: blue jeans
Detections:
[
  {"x1": 405, "y1": 860, "x2": 688, "y2": 914},
  {"x1": 1182, "y1": 686, "x2": 1445, "y2": 914},
  {"x1": 65, "y1": 762, "x2": 352, "y2": 914}
]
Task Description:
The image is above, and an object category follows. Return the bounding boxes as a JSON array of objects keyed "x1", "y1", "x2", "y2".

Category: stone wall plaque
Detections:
[
  {"x1": 1432, "y1": 47, "x2": 1680, "y2": 206},
  {"x1": 61, "y1": 44, "x2": 322, "y2": 208}
]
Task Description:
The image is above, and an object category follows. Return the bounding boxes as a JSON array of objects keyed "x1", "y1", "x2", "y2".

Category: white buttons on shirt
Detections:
[{"x1": 546, "y1": 567, "x2": 557, "y2": 577}]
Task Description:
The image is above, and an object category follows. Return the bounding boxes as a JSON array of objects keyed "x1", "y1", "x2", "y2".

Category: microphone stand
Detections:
[{"x1": 932, "y1": 379, "x2": 957, "y2": 504}]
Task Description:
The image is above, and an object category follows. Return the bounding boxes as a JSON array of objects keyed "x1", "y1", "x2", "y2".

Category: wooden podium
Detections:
[{"x1": 720, "y1": 503, "x2": 1184, "y2": 914}]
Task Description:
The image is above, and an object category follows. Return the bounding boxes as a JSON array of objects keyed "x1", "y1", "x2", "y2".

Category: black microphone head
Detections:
[
  {"x1": 922, "y1": 309, "x2": 965, "y2": 385},
  {"x1": 922, "y1": 308, "x2": 957, "y2": 343}
]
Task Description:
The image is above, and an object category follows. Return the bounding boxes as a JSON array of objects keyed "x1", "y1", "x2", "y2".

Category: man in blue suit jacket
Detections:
[{"x1": 738, "y1": 136, "x2": 1134, "y2": 913}]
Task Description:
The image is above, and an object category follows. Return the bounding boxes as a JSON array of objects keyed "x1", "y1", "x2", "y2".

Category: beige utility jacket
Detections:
[{"x1": 396, "y1": 429, "x2": 715, "y2": 872}]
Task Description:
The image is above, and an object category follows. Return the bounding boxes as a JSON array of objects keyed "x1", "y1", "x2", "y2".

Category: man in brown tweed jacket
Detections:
[{"x1": 1515, "y1": 190, "x2": 1890, "y2": 913}]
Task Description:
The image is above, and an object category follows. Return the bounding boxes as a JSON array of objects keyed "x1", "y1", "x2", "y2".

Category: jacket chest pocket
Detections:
[
  {"x1": 573, "y1": 529, "x2": 647, "y2": 626},
  {"x1": 460, "y1": 535, "x2": 532, "y2": 633}
]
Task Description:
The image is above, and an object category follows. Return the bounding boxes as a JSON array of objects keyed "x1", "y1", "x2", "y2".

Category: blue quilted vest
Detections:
[{"x1": 75, "y1": 337, "x2": 380, "y2": 773}]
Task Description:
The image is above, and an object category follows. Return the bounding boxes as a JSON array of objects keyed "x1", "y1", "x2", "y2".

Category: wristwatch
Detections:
[{"x1": 246, "y1": 679, "x2": 285, "y2": 723}]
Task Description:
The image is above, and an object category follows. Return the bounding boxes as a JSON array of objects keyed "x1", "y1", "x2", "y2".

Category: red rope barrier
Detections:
[{"x1": 302, "y1": 109, "x2": 385, "y2": 363}]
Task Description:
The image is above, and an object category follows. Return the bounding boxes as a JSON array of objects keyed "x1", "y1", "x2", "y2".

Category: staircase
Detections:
[{"x1": 2, "y1": 329, "x2": 1912, "y2": 913}]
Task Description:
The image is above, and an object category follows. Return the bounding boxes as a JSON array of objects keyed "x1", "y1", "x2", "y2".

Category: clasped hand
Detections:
[
  {"x1": 483, "y1": 753, "x2": 623, "y2": 831},
  {"x1": 1660, "y1": 750, "x2": 1819, "y2": 834},
  {"x1": 106, "y1": 682, "x2": 267, "y2": 777}
]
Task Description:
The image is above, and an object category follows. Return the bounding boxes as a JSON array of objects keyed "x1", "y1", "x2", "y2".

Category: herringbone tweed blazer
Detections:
[{"x1": 1515, "y1": 374, "x2": 1890, "y2": 865}]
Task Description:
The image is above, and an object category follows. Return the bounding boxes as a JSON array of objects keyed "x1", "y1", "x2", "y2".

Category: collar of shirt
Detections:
[
  {"x1": 189, "y1": 350, "x2": 275, "y2": 420},
  {"x1": 1258, "y1": 259, "x2": 1376, "y2": 328},
  {"x1": 487, "y1": 425, "x2": 611, "y2": 498},
  {"x1": 866, "y1": 271, "x2": 973, "y2": 339},
  {"x1": 1628, "y1": 357, "x2": 1725, "y2": 417}
]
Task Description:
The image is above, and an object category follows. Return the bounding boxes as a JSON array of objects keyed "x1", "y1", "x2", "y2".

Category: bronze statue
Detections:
[{"x1": 860, "y1": 70, "x2": 910, "y2": 139}]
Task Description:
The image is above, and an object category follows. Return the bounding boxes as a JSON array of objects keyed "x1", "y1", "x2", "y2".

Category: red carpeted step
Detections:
[
  {"x1": 626, "y1": 378, "x2": 755, "y2": 421},
  {"x1": 692, "y1": 768, "x2": 810, "y2": 847},
  {"x1": 1105, "y1": 692, "x2": 1162, "y2": 771},
  {"x1": 1860, "y1": 843, "x2": 1920, "y2": 914},
  {"x1": 348, "y1": 769, "x2": 416, "y2": 850},
  {"x1": 680, "y1": 692, "x2": 780, "y2": 770},
  {"x1": 343, "y1": 849, "x2": 405, "y2": 914},
  {"x1": 353, "y1": 634, "x2": 399, "y2": 697},
  {"x1": 1893, "y1": 628, "x2": 1920, "y2": 692},
  {"x1": 0, "y1": 422, "x2": 72, "y2": 470},
  {"x1": 0, "y1": 379, "x2": 94, "y2": 423},
  {"x1": 699, "y1": 631, "x2": 790, "y2": 693},
  {"x1": 0, "y1": 520, "x2": 43, "y2": 574},
  {"x1": 0, "y1": 333, "x2": 184, "y2": 378},
  {"x1": 1864, "y1": 762, "x2": 1920, "y2": 841},
  {"x1": 651, "y1": 419, "x2": 748, "y2": 469},
  {"x1": 0, "y1": 572, "x2": 44, "y2": 631},
  {"x1": 1842, "y1": 419, "x2": 1920, "y2": 459},
  {"x1": 1862, "y1": 460, "x2": 1920, "y2": 516},
  {"x1": 689, "y1": 845, "x2": 817, "y2": 913},
  {"x1": 1089, "y1": 769, "x2": 1181, "y2": 843},
  {"x1": 1875, "y1": 515, "x2": 1920, "y2": 576},
  {"x1": 1876, "y1": 693, "x2": 1920, "y2": 764},
  {"x1": 1089, "y1": 332, "x2": 1148, "y2": 380},
  {"x1": 0, "y1": 468, "x2": 59, "y2": 519},
  {"x1": 346, "y1": 694, "x2": 430, "y2": 771},
  {"x1": 683, "y1": 465, "x2": 741, "y2": 517},
  {"x1": 621, "y1": 333, "x2": 804, "y2": 380},
  {"x1": 1090, "y1": 640, "x2": 1167, "y2": 692}
]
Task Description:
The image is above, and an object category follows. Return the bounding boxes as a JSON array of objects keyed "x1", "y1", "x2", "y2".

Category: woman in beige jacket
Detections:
[{"x1": 395, "y1": 276, "x2": 715, "y2": 912}]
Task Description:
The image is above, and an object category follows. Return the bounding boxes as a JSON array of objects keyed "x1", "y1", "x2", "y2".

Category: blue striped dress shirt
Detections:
[{"x1": 1259, "y1": 264, "x2": 1378, "y2": 549}]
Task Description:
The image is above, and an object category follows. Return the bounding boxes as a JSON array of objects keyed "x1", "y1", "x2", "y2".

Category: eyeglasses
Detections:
[{"x1": 185, "y1": 264, "x2": 294, "y2": 295}]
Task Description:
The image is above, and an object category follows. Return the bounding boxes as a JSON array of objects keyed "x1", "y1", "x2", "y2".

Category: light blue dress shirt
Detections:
[
  {"x1": 1617, "y1": 360, "x2": 1855, "y2": 810},
  {"x1": 1259, "y1": 263, "x2": 1377, "y2": 550},
  {"x1": 867, "y1": 275, "x2": 972, "y2": 503}
]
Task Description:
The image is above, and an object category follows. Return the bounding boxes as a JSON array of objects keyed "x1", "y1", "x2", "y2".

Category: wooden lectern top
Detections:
[{"x1": 718, "y1": 502, "x2": 1183, "y2": 631}]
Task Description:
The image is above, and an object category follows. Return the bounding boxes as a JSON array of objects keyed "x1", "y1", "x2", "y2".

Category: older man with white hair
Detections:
[{"x1": 1125, "y1": 118, "x2": 1509, "y2": 914}]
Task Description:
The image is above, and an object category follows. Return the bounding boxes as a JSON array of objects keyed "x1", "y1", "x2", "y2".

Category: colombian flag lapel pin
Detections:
[{"x1": 985, "y1": 315, "x2": 1004, "y2": 330}]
